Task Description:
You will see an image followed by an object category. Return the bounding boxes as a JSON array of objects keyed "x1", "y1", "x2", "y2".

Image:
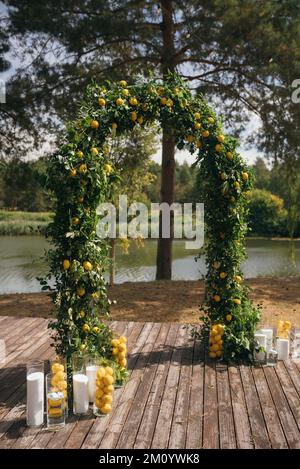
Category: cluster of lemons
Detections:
[
  {"x1": 277, "y1": 320, "x2": 291, "y2": 339},
  {"x1": 209, "y1": 324, "x2": 225, "y2": 359},
  {"x1": 48, "y1": 362, "x2": 67, "y2": 418},
  {"x1": 94, "y1": 366, "x2": 115, "y2": 414},
  {"x1": 111, "y1": 336, "x2": 127, "y2": 369}
]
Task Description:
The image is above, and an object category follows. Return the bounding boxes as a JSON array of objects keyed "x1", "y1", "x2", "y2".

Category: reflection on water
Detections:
[{"x1": 0, "y1": 236, "x2": 299, "y2": 294}]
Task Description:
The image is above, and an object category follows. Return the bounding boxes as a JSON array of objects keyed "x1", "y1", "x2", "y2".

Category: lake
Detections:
[{"x1": 0, "y1": 236, "x2": 299, "y2": 294}]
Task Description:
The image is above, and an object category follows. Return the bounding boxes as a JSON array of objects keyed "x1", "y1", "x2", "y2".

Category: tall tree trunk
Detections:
[{"x1": 156, "y1": 0, "x2": 176, "y2": 280}]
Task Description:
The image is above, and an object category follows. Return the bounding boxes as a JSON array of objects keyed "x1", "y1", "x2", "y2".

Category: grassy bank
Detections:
[{"x1": 0, "y1": 211, "x2": 53, "y2": 235}]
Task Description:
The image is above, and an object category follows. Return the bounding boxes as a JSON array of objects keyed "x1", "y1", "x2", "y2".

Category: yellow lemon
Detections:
[
  {"x1": 119, "y1": 358, "x2": 127, "y2": 368},
  {"x1": 217, "y1": 134, "x2": 225, "y2": 143},
  {"x1": 90, "y1": 120, "x2": 99, "y2": 129},
  {"x1": 77, "y1": 287, "x2": 85, "y2": 297},
  {"x1": 91, "y1": 147, "x2": 99, "y2": 156},
  {"x1": 208, "y1": 117, "x2": 215, "y2": 124},
  {"x1": 103, "y1": 375, "x2": 114, "y2": 386},
  {"x1": 209, "y1": 352, "x2": 217, "y2": 359},
  {"x1": 95, "y1": 398, "x2": 102, "y2": 409},
  {"x1": 98, "y1": 97, "x2": 106, "y2": 106},
  {"x1": 48, "y1": 397, "x2": 63, "y2": 408},
  {"x1": 79, "y1": 310, "x2": 85, "y2": 318},
  {"x1": 96, "y1": 389, "x2": 103, "y2": 399},
  {"x1": 213, "y1": 295, "x2": 221, "y2": 302},
  {"x1": 51, "y1": 363, "x2": 64, "y2": 374},
  {"x1": 101, "y1": 403, "x2": 112, "y2": 414},
  {"x1": 76, "y1": 151, "x2": 84, "y2": 158},
  {"x1": 63, "y1": 259, "x2": 70, "y2": 270},
  {"x1": 119, "y1": 80, "x2": 127, "y2": 87},
  {"x1": 92, "y1": 326, "x2": 100, "y2": 334},
  {"x1": 219, "y1": 272, "x2": 227, "y2": 279},
  {"x1": 202, "y1": 130, "x2": 210, "y2": 138},
  {"x1": 83, "y1": 261, "x2": 93, "y2": 271},
  {"x1": 215, "y1": 144, "x2": 222, "y2": 152},
  {"x1": 160, "y1": 97, "x2": 167, "y2": 105},
  {"x1": 118, "y1": 351, "x2": 126, "y2": 360},
  {"x1": 226, "y1": 152, "x2": 233, "y2": 160},
  {"x1": 226, "y1": 314, "x2": 232, "y2": 322},
  {"x1": 82, "y1": 324, "x2": 90, "y2": 333},
  {"x1": 119, "y1": 336, "x2": 127, "y2": 343},
  {"x1": 194, "y1": 112, "x2": 201, "y2": 120},
  {"x1": 122, "y1": 88, "x2": 129, "y2": 96},
  {"x1": 80, "y1": 343, "x2": 86, "y2": 351},
  {"x1": 112, "y1": 347, "x2": 119, "y2": 356},
  {"x1": 216, "y1": 351, "x2": 222, "y2": 358},
  {"x1": 137, "y1": 116, "x2": 144, "y2": 124},
  {"x1": 214, "y1": 334, "x2": 222, "y2": 342},
  {"x1": 103, "y1": 163, "x2": 113, "y2": 174},
  {"x1": 118, "y1": 343, "x2": 127, "y2": 352},
  {"x1": 116, "y1": 97, "x2": 124, "y2": 106},
  {"x1": 70, "y1": 169, "x2": 77, "y2": 178},
  {"x1": 72, "y1": 217, "x2": 80, "y2": 226},
  {"x1": 78, "y1": 196, "x2": 84, "y2": 203},
  {"x1": 105, "y1": 366, "x2": 114, "y2": 376},
  {"x1": 48, "y1": 408, "x2": 63, "y2": 418},
  {"x1": 57, "y1": 380, "x2": 67, "y2": 391},
  {"x1": 104, "y1": 385, "x2": 114, "y2": 394},
  {"x1": 233, "y1": 298, "x2": 241, "y2": 305},
  {"x1": 211, "y1": 343, "x2": 219, "y2": 352},
  {"x1": 97, "y1": 367, "x2": 106, "y2": 379},
  {"x1": 194, "y1": 122, "x2": 202, "y2": 130},
  {"x1": 102, "y1": 394, "x2": 113, "y2": 405},
  {"x1": 196, "y1": 141, "x2": 202, "y2": 148},
  {"x1": 111, "y1": 339, "x2": 120, "y2": 347},
  {"x1": 186, "y1": 135, "x2": 194, "y2": 143},
  {"x1": 242, "y1": 172, "x2": 249, "y2": 181},
  {"x1": 166, "y1": 98, "x2": 174, "y2": 107},
  {"x1": 234, "y1": 181, "x2": 240, "y2": 189},
  {"x1": 131, "y1": 111, "x2": 137, "y2": 121},
  {"x1": 220, "y1": 172, "x2": 227, "y2": 181},
  {"x1": 129, "y1": 97, "x2": 138, "y2": 106},
  {"x1": 79, "y1": 164, "x2": 87, "y2": 174},
  {"x1": 234, "y1": 275, "x2": 242, "y2": 283}
]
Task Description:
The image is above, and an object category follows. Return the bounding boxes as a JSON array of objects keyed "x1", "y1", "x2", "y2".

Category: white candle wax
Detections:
[
  {"x1": 86, "y1": 365, "x2": 99, "y2": 403},
  {"x1": 26, "y1": 371, "x2": 44, "y2": 427},
  {"x1": 259, "y1": 328, "x2": 273, "y2": 352},
  {"x1": 277, "y1": 338, "x2": 289, "y2": 360},
  {"x1": 73, "y1": 373, "x2": 89, "y2": 414},
  {"x1": 254, "y1": 333, "x2": 267, "y2": 349}
]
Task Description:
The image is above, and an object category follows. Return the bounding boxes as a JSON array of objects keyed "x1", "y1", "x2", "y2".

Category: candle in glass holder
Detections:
[
  {"x1": 277, "y1": 338, "x2": 289, "y2": 360},
  {"x1": 26, "y1": 360, "x2": 44, "y2": 427},
  {"x1": 73, "y1": 373, "x2": 89, "y2": 414},
  {"x1": 86, "y1": 365, "x2": 99, "y2": 403}
]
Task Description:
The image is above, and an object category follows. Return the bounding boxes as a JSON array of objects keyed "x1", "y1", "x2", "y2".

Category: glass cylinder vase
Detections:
[
  {"x1": 26, "y1": 360, "x2": 44, "y2": 428},
  {"x1": 46, "y1": 373, "x2": 66, "y2": 430},
  {"x1": 72, "y1": 354, "x2": 89, "y2": 415}
]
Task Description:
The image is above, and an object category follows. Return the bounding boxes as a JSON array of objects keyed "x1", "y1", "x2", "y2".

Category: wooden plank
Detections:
[
  {"x1": 134, "y1": 324, "x2": 179, "y2": 449},
  {"x1": 228, "y1": 365, "x2": 253, "y2": 449},
  {"x1": 168, "y1": 331, "x2": 194, "y2": 449},
  {"x1": 252, "y1": 366, "x2": 288, "y2": 449},
  {"x1": 99, "y1": 322, "x2": 160, "y2": 449},
  {"x1": 275, "y1": 361, "x2": 300, "y2": 430},
  {"x1": 216, "y1": 364, "x2": 236, "y2": 449},
  {"x1": 264, "y1": 366, "x2": 300, "y2": 448},
  {"x1": 283, "y1": 360, "x2": 300, "y2": 399},
  {"x1": 185, "y1": 339, "x2": 204, "y2": 449},
  {"x1": 202, "y1": 358, "x2": 219, "y2": 449},
  {"x1": 116, "y1": 323, "x2": 171, "y2": 449},
  {"x1": 151, "y1": 326, "x2": 188, "y2": 449},
  {"x1": 240, "y1": 364, "x2": 271, "y2": 449}
]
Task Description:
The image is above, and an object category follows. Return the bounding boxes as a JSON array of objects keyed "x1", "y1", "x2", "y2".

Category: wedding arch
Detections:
[{"x1": 43, "y1": 73, "x2": 260, "y2": 366}]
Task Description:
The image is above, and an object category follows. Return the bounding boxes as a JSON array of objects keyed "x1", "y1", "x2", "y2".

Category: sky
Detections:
[{"x1": 0, "y1": 1, "x2": 263, "y2": 166}]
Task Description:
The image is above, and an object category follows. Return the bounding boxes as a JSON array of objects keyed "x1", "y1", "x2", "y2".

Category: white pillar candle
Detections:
[
  {"x1": 259, "y1": 328, "x2": 273, "y2": 352},
  {"x1": 86, "y1": 365, "x2": 99, "y2": 403},
  {"x1": 73, "y1": 373, "x2": 89, "y2": 414},
  {"x1": 26, "y1": 371, "x2": 44, "y2": 427},
  {"x1": 254, "y1": 333, "x2": 267, "y2": 349},
  {"x1": 277, "y1": 338, "x2": 289, "y2": 360}
]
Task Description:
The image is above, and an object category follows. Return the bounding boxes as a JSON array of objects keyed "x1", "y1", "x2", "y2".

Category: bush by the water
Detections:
[{"x1": 0, "y1": 211, "x2": 53, "y2": 235}]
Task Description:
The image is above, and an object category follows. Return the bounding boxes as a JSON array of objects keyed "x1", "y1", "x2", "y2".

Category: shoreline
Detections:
[{"x1": 1, "y1": 277, "x2": 299, "y2": 326}]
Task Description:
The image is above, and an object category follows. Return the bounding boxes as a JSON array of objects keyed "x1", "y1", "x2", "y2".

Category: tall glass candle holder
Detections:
[
  {"x1": 46, "y1": 373, "x2": 66, "y2": 430},
  {"x1": 85, "y1": 355, "x2": 100, "y2": 404},
  {"x1": 72, "y1": 354, "x2": 89, "y2": 415},
  {"x1": 49, "y1": 356, "x2": 68, "y2": 414},
  {"x1": 26, "y1": 360, "x2": 44, "y2": 428}
]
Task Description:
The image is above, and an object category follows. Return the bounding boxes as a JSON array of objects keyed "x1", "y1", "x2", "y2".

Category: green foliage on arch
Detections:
[{"x1": 43, "y1": 73, "x2": 260, "y2": 364}]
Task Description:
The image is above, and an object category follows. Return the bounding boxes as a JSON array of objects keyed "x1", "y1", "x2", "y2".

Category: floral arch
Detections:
[{"x1": 43, "y1": 73, "x2": 260, "y2": 368}]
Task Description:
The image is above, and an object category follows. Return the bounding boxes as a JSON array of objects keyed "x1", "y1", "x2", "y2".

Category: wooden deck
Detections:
[{"x1": 0, "y1": 316, "x2": 300, "y2": 449}]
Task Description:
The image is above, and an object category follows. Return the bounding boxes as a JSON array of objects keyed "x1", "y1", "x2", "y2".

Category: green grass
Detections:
[{"x1": 0, "y1": 211, "x2": 53, "y2": 235}]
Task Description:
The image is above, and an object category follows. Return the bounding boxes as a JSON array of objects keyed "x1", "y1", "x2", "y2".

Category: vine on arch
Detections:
[{"x1": 43, "y1": 73, "x2": 260, "y2": 365}]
